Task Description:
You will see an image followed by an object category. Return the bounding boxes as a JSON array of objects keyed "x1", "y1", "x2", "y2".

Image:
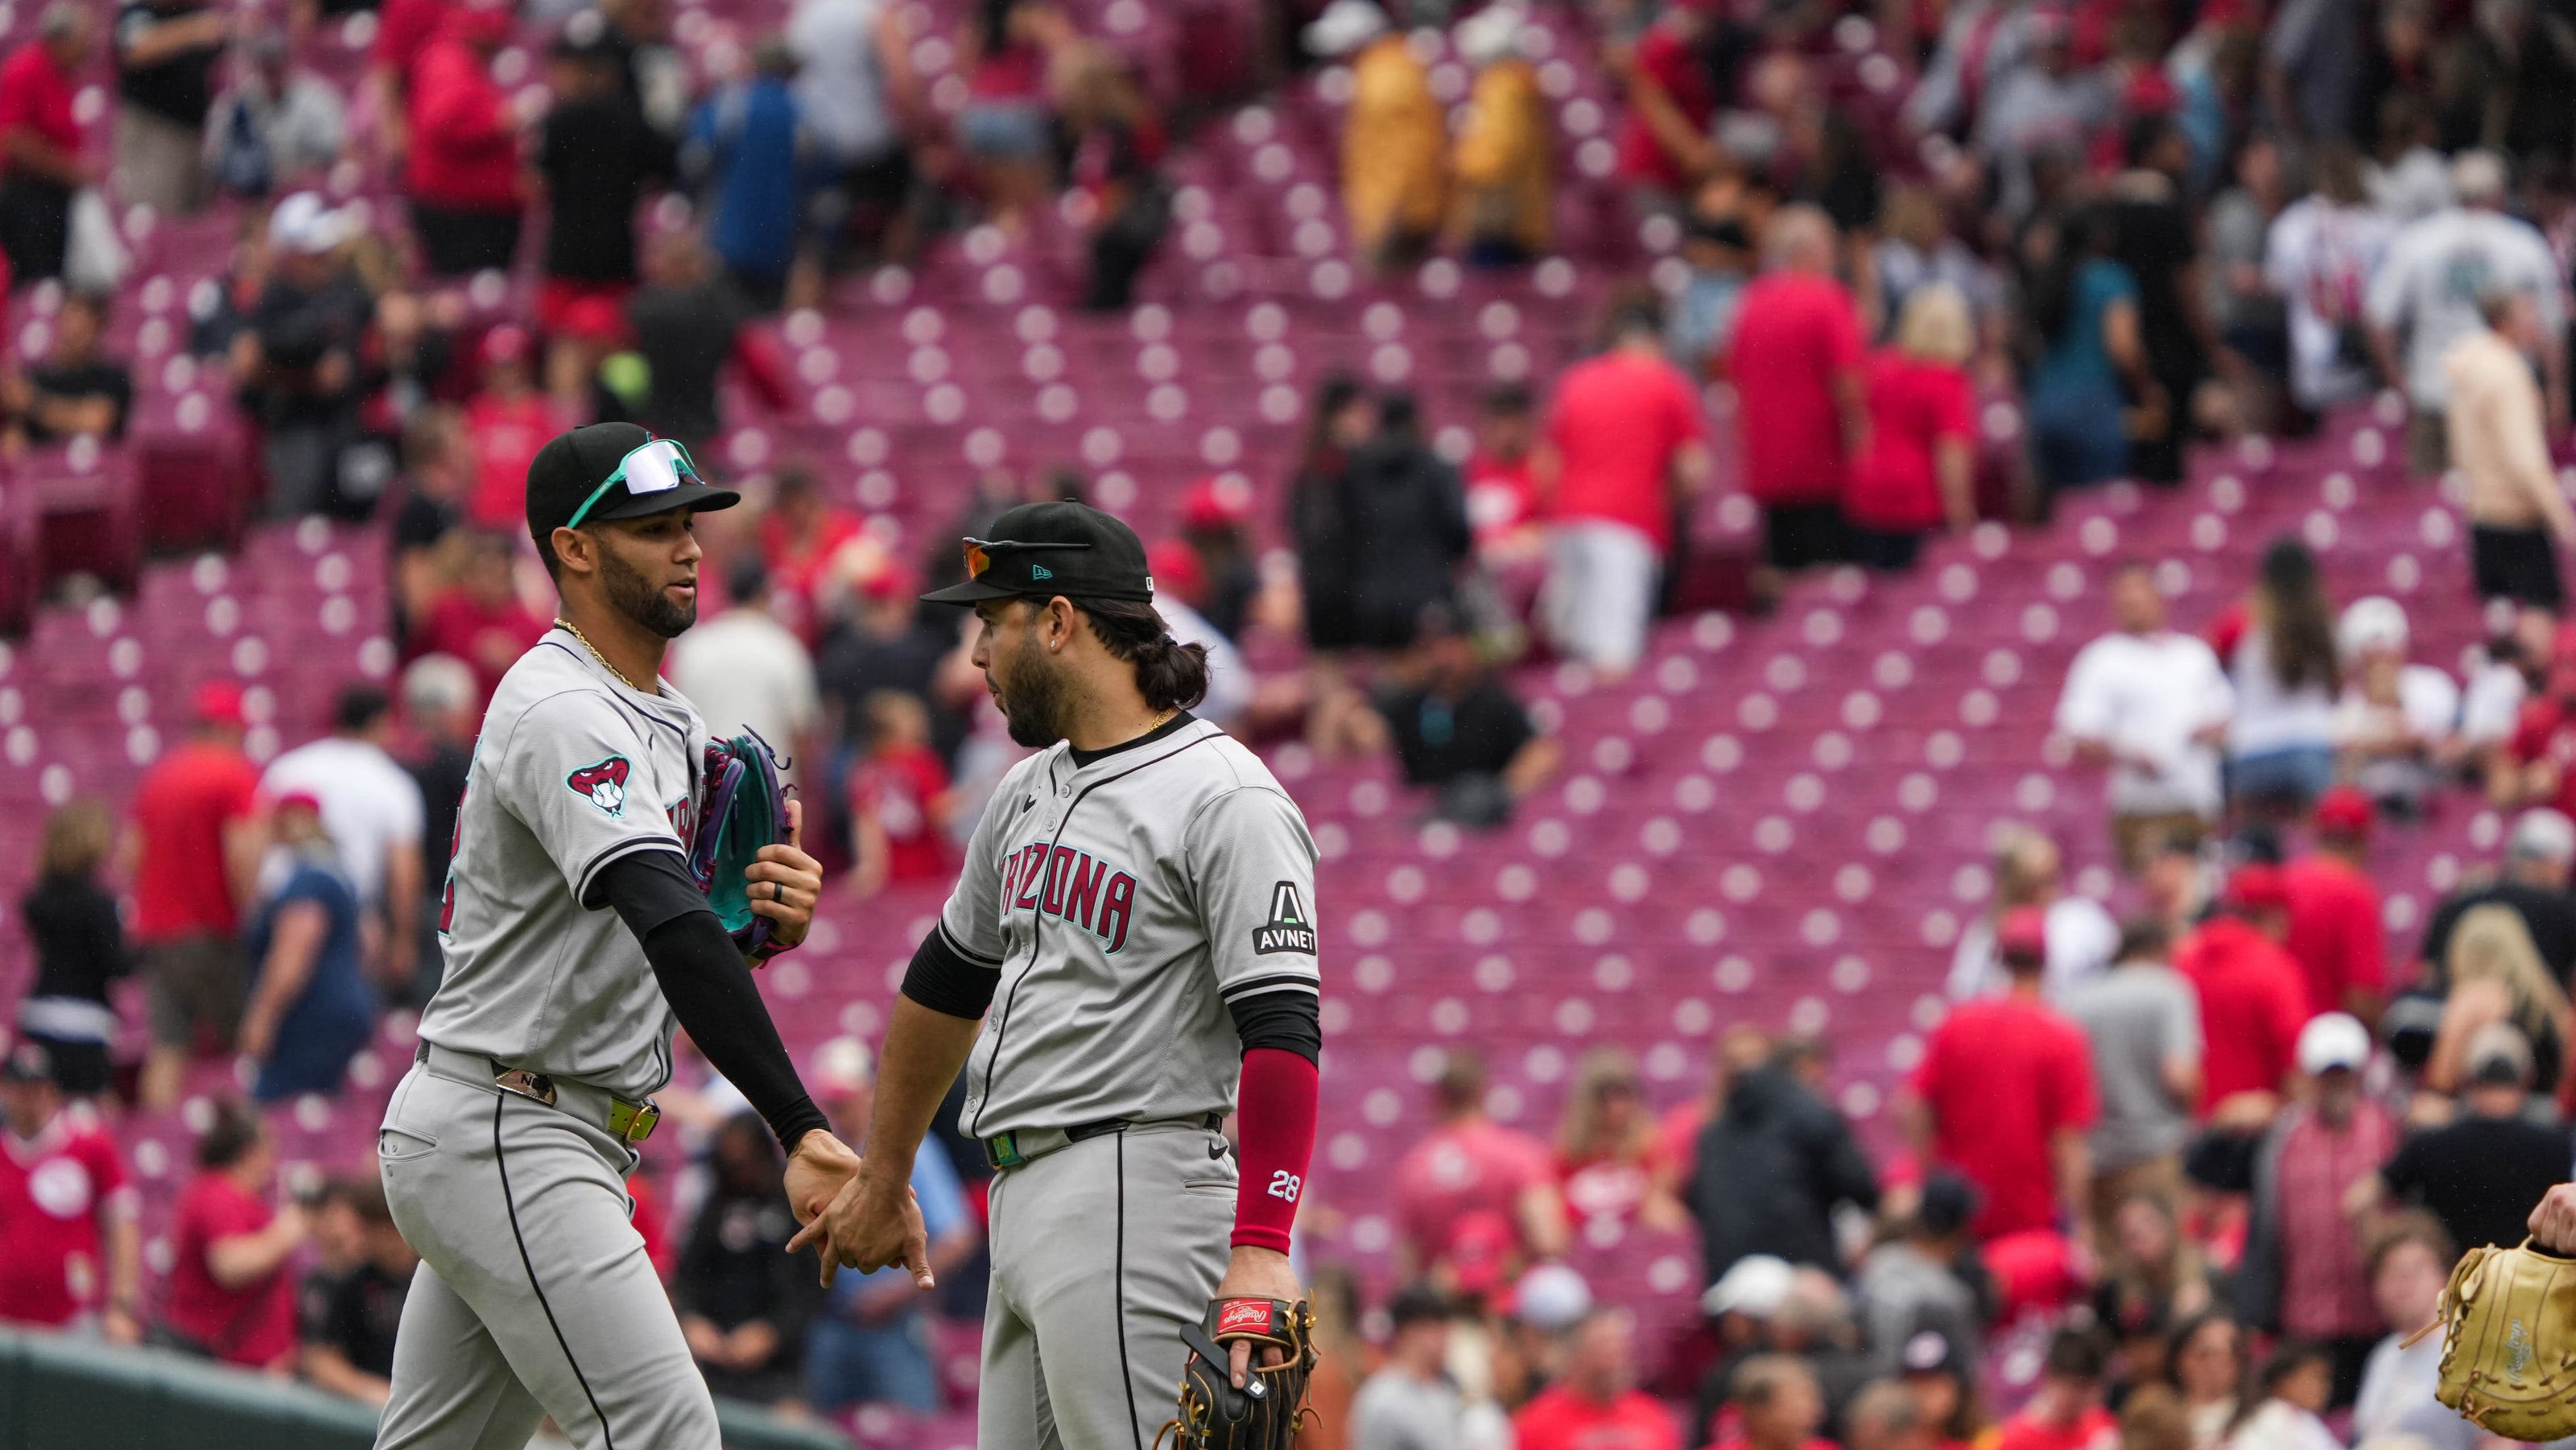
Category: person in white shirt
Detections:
[
  {"x1": 2333, "y1": 597, "x2": 2462, "y2": 814},
  {"x1": 2351, "y1": 1215, "x2": 2475, "y2": 1450},
  {"x1": 2264, "y1": 145, "x2": 2396, "y2": 415},
  {"x1": 2055, "y1": 563, "x2": 2235, "y2": 874},
  {"x1": 668, "y1": 556, "x2": 822, "y2": 788},
  {"x1": 2459, "y1": 608, "x2": 2556, "y2": 770},
  {"x1": 260, "y1": 683, "x2": 424, "y2": 989},
  {"x1": 2367, "y1": 149, "x2": 2569, "y2": 477},
  {"x1": 2364, "y1": 89, "x2": 2450, "y2": 225},
  {"x1": 2225, "y1": 1343, "x2": 2342, "y2": 1450},
  {"x1": 1352, "y1": 1285, "x2": 1505, "y2": 1450},
  {"x1": 1160, "y1": 595, "x2": 1252, "y2": 731},
  {"x1": 1946, "y1": 826, "x2": 2122, "y2": 1001}
]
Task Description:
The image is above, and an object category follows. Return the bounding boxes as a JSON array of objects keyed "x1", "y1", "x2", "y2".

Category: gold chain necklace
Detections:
[{"x1": 554, "y1": 619, "x2": 656, "y2": 696}]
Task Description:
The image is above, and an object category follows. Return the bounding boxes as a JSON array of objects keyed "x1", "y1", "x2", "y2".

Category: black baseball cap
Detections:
[
  {"x1": 921, "y1": 501, "x2": 1155, "y2": 605},
  {"x1": 524, "y1": 422, "x2": 740, "y2": 548}
]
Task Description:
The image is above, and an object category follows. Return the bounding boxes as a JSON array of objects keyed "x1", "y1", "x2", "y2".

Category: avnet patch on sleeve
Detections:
[{"x1": 1253, "y1": 882, "x2": 1318, "y2": 956}]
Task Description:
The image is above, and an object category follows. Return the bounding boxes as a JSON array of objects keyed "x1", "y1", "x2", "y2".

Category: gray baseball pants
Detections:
[
  {"x1": 374, "y1": 1047, "x2": 720, "y2": 1450},
  {"x1": 979, "y1": 1119, "x2": 1236, "y2": 1450}
]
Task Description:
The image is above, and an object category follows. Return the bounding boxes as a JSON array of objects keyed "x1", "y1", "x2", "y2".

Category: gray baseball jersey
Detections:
[
  {"x1": 419, "y1": 632, "x2": 709, "y2": 1101},
  {"x1": 940, "y1": 713, "x2": 1320, "y2": 1139}
]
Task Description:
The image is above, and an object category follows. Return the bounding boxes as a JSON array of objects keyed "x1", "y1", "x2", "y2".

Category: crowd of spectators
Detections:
[{"x1": 15, "y1": 0, "x2": 2576, "y2": 1440}]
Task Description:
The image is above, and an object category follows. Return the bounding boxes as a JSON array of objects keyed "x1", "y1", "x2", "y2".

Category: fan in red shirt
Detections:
[
  {"x1": 2281, "y1": 788, "x2": 2388, "y2": 1023},
  {"x1": 1393, "y1": 1052, "x2": 1570, "y2": 1279},
  {"x1": 1846, "y1": 285, "x2": 1979, "y2": 573},
  {"x1": 159, "y1": 1101, "x2": 307, "y2": 1369},
  {"x1": 1466, "y1": 381, "x2": 1546, "y2": 573},
  {"x1": 404, "y1": 6, "x2": 524, "y2": 277},
  {"x1": 0, "y1": 13, "x2": 97, "y2": 288},
  {"x1": 1728, "y1": 208, "x2": 1871, "y2": 578},
  {"x1": 1538, "y1": 308, "x2": 1711, "y2": 675},
  {"x1": 0, "y1": 1043, "x2": 140, "y2": 1341},
  {"x1": 1515, "y1": 1309, "x2": 1683, "y2": 1450},
  {"x1": 129, "y1": 682, "x2": 265, "y2": 1109},
  {"x1": 1994, "y1": 1328, "x2": 2120, "y2": 1450},
  {"x1": 460, "y1": 327, "x2": 564, "y2": 529},
  {"x1": 460, "y1": 327, "x2": 567, "y2": 527},
  {"x1": 845, "y1": 690, "x2": 955, "y2": 897},
  {"x1": 1907, "y1": 907, "x2": 2099, "y2": 1243},
  {"x1": 1613, "y1": 1, "x2": 1725, "y2": 198},
  {"x1": 410, "y1": 528, "x2": 550, "y2": 708},
  {"x1": 1699, "y1": 1353, "x2": 1835, "y2": 1450},
  {"x1": 757, "y1": 464, "x2": 867, "y2": 646},
  {"x1": 2174, "y1": 865, "x2": 2315, "y2": 1124},
  {"x1": 2504, "y1": 630, "x2": 2576, "y2": 820},
  {"x1": 1554, "y1": 1048, "x2": 1686, "y2": 1236},
  {"x1": 369, "y1": 0, "x2": 454, "y2": 119}
]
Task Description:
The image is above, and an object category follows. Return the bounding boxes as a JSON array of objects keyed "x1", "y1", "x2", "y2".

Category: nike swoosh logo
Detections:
[{"x1": 1209, "y1": 1140, "x2": 1226, "y2": 1159}]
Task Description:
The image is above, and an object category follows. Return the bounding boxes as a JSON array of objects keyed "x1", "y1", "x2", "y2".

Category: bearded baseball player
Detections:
[
  {"x1": 374, "y1": 422, "x2": 862, "y2": 1449},
  {"x1": 791, "y1": 502, "x2": 1324, "y2": 1448}
]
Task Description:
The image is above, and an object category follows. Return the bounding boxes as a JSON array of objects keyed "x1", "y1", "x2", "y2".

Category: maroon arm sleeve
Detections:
[{"x1": 1230, "y1": 1046, "x2": 1319, "y2": 1253}]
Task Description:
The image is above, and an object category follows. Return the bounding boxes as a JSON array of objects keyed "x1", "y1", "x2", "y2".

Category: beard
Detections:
[
  {"x1": 599, "y1": 541, "x2": 696, "y2": 638},
  {"x1": 994, "y1": 630, "x2": 1069, "y2": 748}
]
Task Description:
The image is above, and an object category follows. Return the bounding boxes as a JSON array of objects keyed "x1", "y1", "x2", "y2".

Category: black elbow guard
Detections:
[
  {"x1": 902, "y1": 926, "x2": 1000, "y2": 1019},
  {"x1": 1228, "y1": 989, "x2": 1322, "y2": 1064}
]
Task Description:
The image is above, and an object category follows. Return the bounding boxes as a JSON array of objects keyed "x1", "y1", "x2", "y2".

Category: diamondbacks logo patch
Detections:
[
  {"x1": 1252, "y1": 882, "x2": 1318, "y2": 956},
  {"x1": 566, "y1": 755, "x2": 632, "y2": 816}
]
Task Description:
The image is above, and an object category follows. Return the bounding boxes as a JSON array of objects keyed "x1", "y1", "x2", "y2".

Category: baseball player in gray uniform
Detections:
[
  {"x1": 791, "y1": 502, "x2": 1325, "y2": 1448},
  {"x1": 375, "y1": 423, "x2": 861, "y2": 1450}
]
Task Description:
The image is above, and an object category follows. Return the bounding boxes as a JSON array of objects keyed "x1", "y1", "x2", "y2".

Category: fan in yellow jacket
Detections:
[
  {"x1": 1447, "y1": 4, "x2": 1553, "y2": 266},
  {"x1": 1308, "y1": 0, "x2": 1447, "y2": 270}
]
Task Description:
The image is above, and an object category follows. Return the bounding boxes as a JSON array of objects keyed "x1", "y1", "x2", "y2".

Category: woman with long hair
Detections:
[
  {"x1": 2022, "y1": 205, "x2": 2163, "y2": 492},
  {"x1": 2223, "y1": 539, "x2": 2343, "y2": 815},
  {"x1": 2425, "y1": 903, "x2": 2573, "y2": 1097},
  {"x1": 2095, "y1": 1192, "x2": 2215, "y2": 1379},
  {"x1": 1554, "y1": 1047, "x2": 1686, "y2": 1234},
  {"x1": 2165, "y1": 1310, "x2": 2248, "y2": 1450},
  {"x1": 1900, "y1": 1332, "x2": 1992, "y2": 1450}
]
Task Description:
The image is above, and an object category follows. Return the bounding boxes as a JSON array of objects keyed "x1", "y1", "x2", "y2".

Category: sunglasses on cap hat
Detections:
[{"x1": 568, "y1": 439, "x2": 704, "y2": 530}]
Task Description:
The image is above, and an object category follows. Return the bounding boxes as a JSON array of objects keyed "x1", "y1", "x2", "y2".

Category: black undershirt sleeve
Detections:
[
  {"x1": 1227, "y1": 989, "x2": 1322, "y2": 1065},
  {"x1": 597, "y1": 851, "x2": 830, "y2": 1153},
  {"x1": 901, "y1": 926, "x2": 1001, "y2": 1020}
]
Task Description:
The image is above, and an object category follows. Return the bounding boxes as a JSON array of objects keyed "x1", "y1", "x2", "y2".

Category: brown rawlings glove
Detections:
[
  {"x1": 2416, "y1": 1237, "x2": 2576, "y2": 1440},
  {"x1": 1155, "y1": 1298, "x2": 1319, "y2": 1450}
]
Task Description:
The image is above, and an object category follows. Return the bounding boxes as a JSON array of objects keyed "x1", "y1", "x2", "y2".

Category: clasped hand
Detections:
[{"x1": 786, "y1": 1157, "x2": 935, "y2": 1290}]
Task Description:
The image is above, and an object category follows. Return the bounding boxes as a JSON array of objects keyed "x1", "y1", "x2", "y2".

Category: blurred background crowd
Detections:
[{"x1": 6, "y1": 0, "x2": 2576, "y2": 1441}]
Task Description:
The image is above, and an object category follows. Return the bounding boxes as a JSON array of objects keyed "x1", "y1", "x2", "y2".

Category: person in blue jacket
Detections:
[
  {"x1": 240, "y1": 791, "x2": 376, "y2": 1101},
  {"x1": 683, "y1": 38, "x2": 809, "y2": 311}
]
